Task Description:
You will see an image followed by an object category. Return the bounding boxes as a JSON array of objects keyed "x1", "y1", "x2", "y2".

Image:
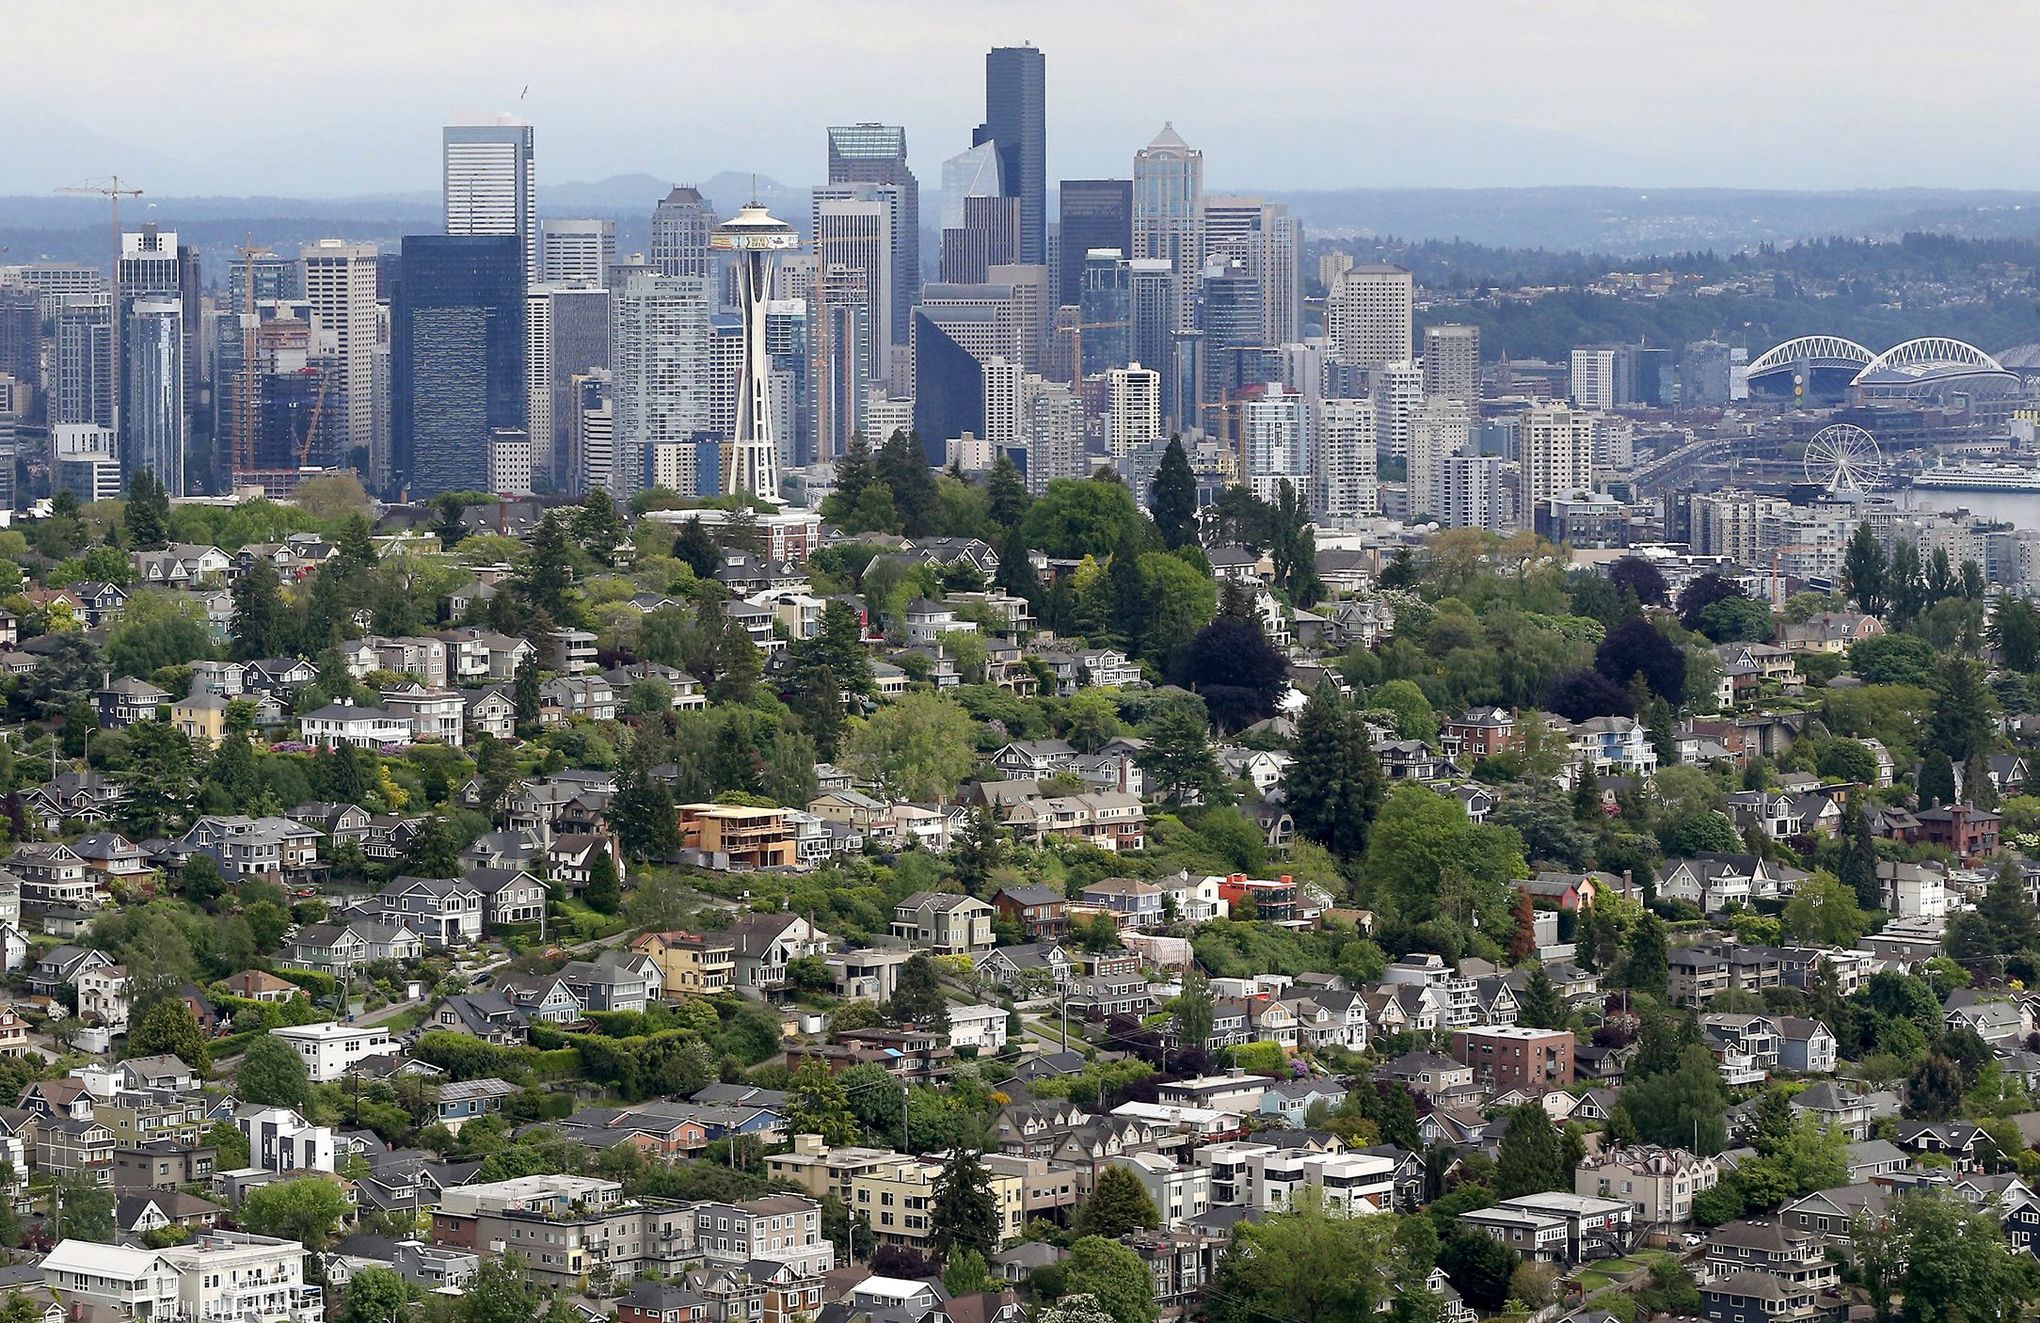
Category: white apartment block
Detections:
[
  {"x1": 1108, "y1": 364, "x2": 1162, "y2": 460},
  {"x1": 43, "y1": 1233, "x2": 324, "y2": 1323},
  {"x1": 1520, "y1": 403, "x2": 1597, "y2": 524},
  {"x1": 1327, "y1": 265, "x2": 1413, "y2": 370},
  {"x1": 270, "y1": 1023, "x2": 392, "y2": 1083},
  {"x1": 1316, "y1": 396, "x2": 1379, "y2": 519}
]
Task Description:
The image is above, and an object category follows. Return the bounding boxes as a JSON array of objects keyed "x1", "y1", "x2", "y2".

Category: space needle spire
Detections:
[{"x1": 711, "y1": 201, "x2": 799, "y2": 500}]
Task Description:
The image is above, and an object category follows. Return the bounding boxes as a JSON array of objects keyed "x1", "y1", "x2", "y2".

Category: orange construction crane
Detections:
[
  {"x1": 1055, "y1": 313, "x2": 1129, "y2": 387},
  {"x1": 54, "y1": 176, "x2": 142, "y2": 432},
  {"x1": 233, "y1": 237, "x2": 275, "y2": 479},
  {"x1": 296, "y1": 365, "x2": 333, "y2": 467}
]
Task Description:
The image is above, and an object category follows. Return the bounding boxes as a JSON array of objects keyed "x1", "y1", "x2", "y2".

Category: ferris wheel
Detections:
[{"x1": 1803, "y1": 424, "x2": 1887, "y2": 494}]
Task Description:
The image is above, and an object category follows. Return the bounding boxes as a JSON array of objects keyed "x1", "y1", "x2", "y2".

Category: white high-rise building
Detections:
[
  {"x1": 300, "y1": 240, "x2": 380, "y2": 479},
  {"x1": 571, "y1": 371, "x2": 615, "y2": 495},
  {"x1": 1327, "y1": 265, "x2": 1413, "y2": 370},
  {"x1": 1020, "y1": 373, "x2": 1082, "y2": 493},
  {"x1": 1520, "y1": 402, "x2": 1597, "y2": 523},
  {"x1": 1243, "y1": 385, "x2": 1308, "y2": 502},
  {"x1": 610, "y1": 272, "x2": 713, "y2": 499},
  {"x1": 1369, "y1": 360, "x2": 1424, "y2": 461},
  {"x1": 1409, "y1": 397, "x2": 1474, "y2": 521},
  {"x1": 1107, "y1": 364, "x2": 1161, "y2": 460},
  {"x1": 1317, "y1": 396, "x2": 1379, "y2": 519},
  {"x1": 525, "y1": 289, "x2": 554, "y2": 490},
  {"x1": 540, "y1": 219, "x2": 616, "y2": 286},
  {"x1": 1437, "y1": 454, "x2": 1505, "y2": 532},
  {"x1": 488, "y1": 427, "x2": 534, "y2": 495},
  {"x1": 1423, "y1": 324, "x2": 1480, "y2": 404},
  {"x1": 1133, "y1": 124, "x2": 1203, "y2": 331},
  {"x1": 812, "y1": 184, "x2": 901, "y2": 373},
  {"x1": 983, "y1": 356, "x2": 1022, "y2": 459},
  {"x1": 444, "y1": 116, "x2": 538, "y2": 283},
  {"x1": 1570, "y1": 348, "x2": 1619, "y2": 411}
]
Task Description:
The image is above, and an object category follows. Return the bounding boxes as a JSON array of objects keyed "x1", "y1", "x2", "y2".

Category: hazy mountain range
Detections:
[{"x1": 8, "y1": 177, "x2": 2040, "y2": 272}]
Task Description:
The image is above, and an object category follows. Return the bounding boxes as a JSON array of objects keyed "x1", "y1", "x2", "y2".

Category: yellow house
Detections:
[
  {"x1": 629, "y1": 930, "x2": 736, "y2": 997},
  {"x1": 850, "y1": 1157, "x2": 1024, "y2": 1250},
  {"x1": 170, "y1": 692, "x2": 231, "y2": 748}
]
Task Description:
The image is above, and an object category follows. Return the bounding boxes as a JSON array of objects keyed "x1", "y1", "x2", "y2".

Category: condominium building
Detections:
[
  {"x1": 1423, "y1": 324, "x2": 1481, "y2": 404},
  {"x1": 1327, "y1": 265, "x2": 1413, "y2": 370},
  {"x1": 1520, "y1": 403, "x2": 1597, "y2": 523}
]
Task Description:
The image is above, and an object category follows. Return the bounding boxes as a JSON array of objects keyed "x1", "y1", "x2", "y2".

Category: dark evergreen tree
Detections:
[
  {"x1": 889, "y1": 954, "x2": 950, "y2": 1031},
  {"x1": 1928, "y1": 657, "x2": 1994, "y2": 761},
  {"x1": 876, "y1": 431, "x2": 942, "y2": 536},
  {"x1": 985, "y1": 454, "x2": 1031, "y2": 530},
  {"x1": 512, "y1": 653, "x2": 542, "y2": 737},
  {"x1": 229, "y1": 558, "x2": 283, "y2": 660},
  {"x1": 709, "y1": 612, "x2": 761, "y2": 705},
  {"x1": 673, "y1": 518, "x2": 721, "y2": 578},
  {"x1": 929, "y1": 1148, "x2": 999, "y2": 1255},
  {"x1": 950, "y1": 809, "x2": 1004, "y2": 896},
  {"x1": 1918, "y1": 748, "x2": 1957, "y2": 810},
  {"x1": 608, "y1": 753, "x2": 681, "y2": 862},
  {"x1": 1148, "y1": 437, "x2": 1199, "y2": 551},
  {"x1": 1572, "y1": 761, "x2": 1602, "y2": 822},
  {"x1": 1623, "y1": 912, "x2": 1670, "y2": 992},
  {"x1": 1134, "y1": 702, "x2": 1228, "y2": 805},
  {"x1": 1964, "y1": 749, "x2": 1999, "y2": 810},
  {"x1": 1169, "y1": 615, "x2": 1287, "y2": 732},
  {"x1": 432, "y1": 493, "x2": 469, "y2": 549},
  {"x1": 1518, "y1": 968, "x2": 1567, "y2": 1030},
  {"x1": 125, "y1": 470, "x2": 171, "y2": 551},
  {"x1": 1495, "y1": 1104, "x2": 1567, "y2": 1198},
  {"x1": 582, "y1": 846, "x2": 622, "y2": 914},
  {"x1": 1282, "y1": 685, "x2": 1381, "y2": 858},
  {"x1": 1843, "y1": 521, "x2": 1888, "y2": 616},
  {"x1": 402, "y1": 815, "x2": 464, "y2": 879},
  {"x1": 572, "y1": 489, "x2": 626, "y2": 566},
  {"x1": 517, "y1": 514, "x2": 575, "y2": 621},
  {"x1": 1840, "y1": 796, "x2": 1881, "y2": 911}
]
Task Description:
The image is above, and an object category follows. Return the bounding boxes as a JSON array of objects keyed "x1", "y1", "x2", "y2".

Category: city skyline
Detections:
[{"x1": 7, "y1": 0, "x2": 2039, "y2": 197}]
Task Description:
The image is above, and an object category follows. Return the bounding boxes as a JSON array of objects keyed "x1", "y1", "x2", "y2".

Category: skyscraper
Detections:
[
  {"x1": 1318, "y1": 397, "x2": 1379, "y2": 520},
  {"x1": 941, "y1": 196, "x2": 1021, "y2": 285},
  {"x1": 1437, "y1": 454, "x2": 1505, "y2": 532},
  {"x1": 1133, "y1": 124, "x2": 1203, "y2": 329},
  {"x1": 1203, "y1": 197, "x2": 1301, "y2": 348},
  {"x1": 443, "y1": 117, "x2": 538, "y2": 284},
  {"x1": 1422, "y1": 324, "x2": 1481, "y2": 404},
  {"x1": 51, "y1": 293, "x2": 113, "y2": 429},
  {"x1": 975, "y1": 45, "x2": 1046, "y2": 266},
  {"x1": 1520, "y1": 402, "x2": 1596, "y2": 523},
  {"x1": 301, "y1": 240, "x2": 381, "y2": 479},
  {"x1": 1057, "y1": 180, "x2": 1133, "y2": 311},
  {"x1": 1107, "y1": 364, "x2": 1160, "y2": 461},
  {"x1": 1327, "y1": 265, "x2": 1413, "y2": 371},
  {"x1": 1409, "y1": 397, "x2": 1473, "y2": 521},
  {"x1": 610, "y1": 272, "x2": 712, "y2": 498},
  {"x1": 812, "y1": 185, "x2": 900, "y2": 375},
  {"x1": 391, "y1": 235, "x2": 526, "y2": 498},
  {"x1": 124, "y1": 296, "x2": 184, "y2": 494},
  {"x1": 651, "y1": 187, "x2": 716, "y2": 279},
  {"x1": 1570, "y1": 347, "x2": 1619, "y2": 411},
  {"x1": 1242, "y1": 385, "x2": 1308, "y2": 502},
  {"x1": 540, "y1": 219, "x2": 617, "y2": 286},
  {"x1": 711, "y1": 204, "x2": 800, "y2": 499},
  {"x1": 827, "y1": 124, "x2": 920, "y2": 342}
]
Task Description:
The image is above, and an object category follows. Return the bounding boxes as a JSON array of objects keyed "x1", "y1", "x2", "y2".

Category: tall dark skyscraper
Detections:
[
  {"x1": 974, "y1": 45, "x2": 1046, "y2": 267},
  {"x1": 1057, "y1": 179, "x2": 1132, "y2": 309},
  {"x1": 391, "y1": 235, "x2": 525, "y2": 498},
  {"x1": 827, "y1": 125, "x2": 920, "y2": 345}
]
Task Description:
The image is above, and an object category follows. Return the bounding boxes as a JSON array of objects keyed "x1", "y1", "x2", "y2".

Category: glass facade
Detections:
[{"x1": 391, "y1": 235, "x2": 526, "y2": 498}]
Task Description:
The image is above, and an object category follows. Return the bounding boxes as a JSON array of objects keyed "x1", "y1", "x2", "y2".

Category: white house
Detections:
[
  {"x1": 41, "y1": 1232, "x2": 321, "y2": 1323},
  {"x1": 270, "y1": 1022, "x2": 393, "y2": 1083},
  {"x1": 947, "y1": 1003, "x2": 1010, "y2": 1054},
  {"x1": 299, "y1": 700, "x2": 412, "y2": 749},
  {"x1": 234, "y1": 1104, "x2": 338, "y2": 1172}
]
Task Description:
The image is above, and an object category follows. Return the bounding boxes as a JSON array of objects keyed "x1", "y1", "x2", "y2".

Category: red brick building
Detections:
[{"x1": 1450, "y1": 1026, "x2": 1576, "y2": 1092}]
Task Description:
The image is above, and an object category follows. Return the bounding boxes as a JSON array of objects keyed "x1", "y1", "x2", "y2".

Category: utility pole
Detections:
[{"x1": 54, "y1": 177, "x2": 143, "y2": 439}]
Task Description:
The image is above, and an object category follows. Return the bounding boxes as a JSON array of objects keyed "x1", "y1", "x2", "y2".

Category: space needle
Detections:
[{"x1": 711, "y1": 201, "x2": 800, "y2": 500}]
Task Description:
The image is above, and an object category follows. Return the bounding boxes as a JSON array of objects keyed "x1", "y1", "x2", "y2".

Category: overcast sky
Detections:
[{"x1": 4, "y1": 0, "x2": 2031, "y2": 197}]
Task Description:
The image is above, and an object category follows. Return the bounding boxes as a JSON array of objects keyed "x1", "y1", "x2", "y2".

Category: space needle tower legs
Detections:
[{"x1": 712, "y1": 202, "x2": 800, "y2": 501}]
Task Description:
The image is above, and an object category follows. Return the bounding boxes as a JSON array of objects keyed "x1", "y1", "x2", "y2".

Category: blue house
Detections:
[{"x1": 1256, "y1": 1078, "x2": 1350, "y2": 1127}]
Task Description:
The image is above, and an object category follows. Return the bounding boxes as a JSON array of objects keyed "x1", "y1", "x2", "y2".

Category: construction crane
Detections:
[
  {"x1": 1054, "y1": 312, "x2": 1129, "y2": 387},
  {"x1": 296, "y1": 365, "x2": 333, "y2": 467},
  {"x1": 54, "y1": 176, "x2": 142, "y2": 433},
  {"x1": 234, "y1": 236, "x2": 275, "y2": 480}
]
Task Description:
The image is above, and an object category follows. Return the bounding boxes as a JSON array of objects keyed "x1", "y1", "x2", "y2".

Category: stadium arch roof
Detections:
[
  {"x1": 1745, "y1": 336, "x2": 1875, "y2": 376},
  {"x1": 1851, "y1": 336, "x2": 2011, "y2": 387}
]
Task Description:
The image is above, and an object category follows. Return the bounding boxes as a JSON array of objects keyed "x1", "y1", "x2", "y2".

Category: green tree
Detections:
[
  {"x1": 517, "y1": 513, "x2": 576, "y2": 620},
  {"x1": 513, "y1": 653, "x2": 542, "y2": 737},
  {"x1": 238, "y1": 1033, "x2": 311, "y2": 1108},
  {"x1": 582, "y1": 847, "x2": 621, "y2": 914},
  {"x1": 1207, "y1": 1192, "x2": 1416, "y2": 1323},
  {"x1": 1843, "y1": 521, "x2": 1888, "y2": 616},
  {"x1": 1173, "y1": 967, "x2": 1216, "y2": 1054},
  {"x1": 458, "y1": 1255, "x2": 550, "y2": 1323},
  {"x1": 1076, "y1": 1165, "x2": 1163, "y2": 1239},
  {"x1": 986, "y1": 454, "x2": 1031, "y2": 531},
  {"x1": 125, "y1": 470, "x2": 172, "y2": 551},
  {"x1": 1905, "y1": 1052, "x2": 1966, "y2": 1121},
  {"x1": 844, "y1": 691, "x2": 978, "y2": 801},
  {"x1": 1148, "y1": 437, "x2": 1199, "y2": 551},
  {"x1": 1495, "y1": 1104, "x2": 1567, "y2": 1198},
  {"x1": 1918, "y1": 749, "x2": 1958, "y2": 810},
  {"x1": 1020, "y1": 477, "x2": 1148, "y2": 559},
  {"x1": 571, "y1": 489, "x2": 626, "y2": 566},
  {"x1": 943, "y1": 1246, "x2": 997, "y2": 1298},
  {"x1": 51, "y1": 1170, "x2": 114, "y2": 1242},
  {"x1": 1061, "y1": 1236, "x2": 1158, "y2": 1323},
  {"x1": 238, "y1": 1175, "x2": 350, "y2": 1248},
  {"x1": 229, "y1": 558, "x2": 283, "y2": 660},
  {"x1": 929, "y1": 1147, "x2": 999, "y2": 1258},
  {"x1": 1883, "y1": 1192, "x2": 2040, "y2": 1323},
  {"x1": 787, "y1": 1060, "x2": 861, "y2": 1146},
  {"x1": 1839, "y1": 795, "x2": 1881, "y2": 910},
  {"x1": 1363, "y1": 785, "x2": 1527, "y2": 931},
  {"x1": 889, "y1": 953, "x2": 950, "y2": 1034},
  {"x1": 335, "y1": 1268, "x2": 411, "y2": 1323},
  {"x1": 128, "y1": 998, "x2": 211, "y2": 1074},
  {"x1": 1284, "y1": 685, "x2": 1382, "y2": 858},
  {"x1": 1134, "y1": 700, "x2": 1227, "y2": 805},
  {"x1": 1623, "y1": 912, "x2": 1670, "y2": 992},
  {"x1": 1615, "y1": 1044, "x2": 1727, "y2": 1154},
  {"x1": 673, "y1": 518, "x2": 721, "y2": 577},
  {"x1": 1782, "y1": 871, "x2": 1871, "y2": 948},
  {"x1": 402, "y1": 815, "x2": 465, "y2": 879},
  {"x1": 1518, "y1": 968, "x2": 1567, "y2": 1030},
  {"x1": 1928, "y1": 657, "x2": 1995, "y2": 762}
]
